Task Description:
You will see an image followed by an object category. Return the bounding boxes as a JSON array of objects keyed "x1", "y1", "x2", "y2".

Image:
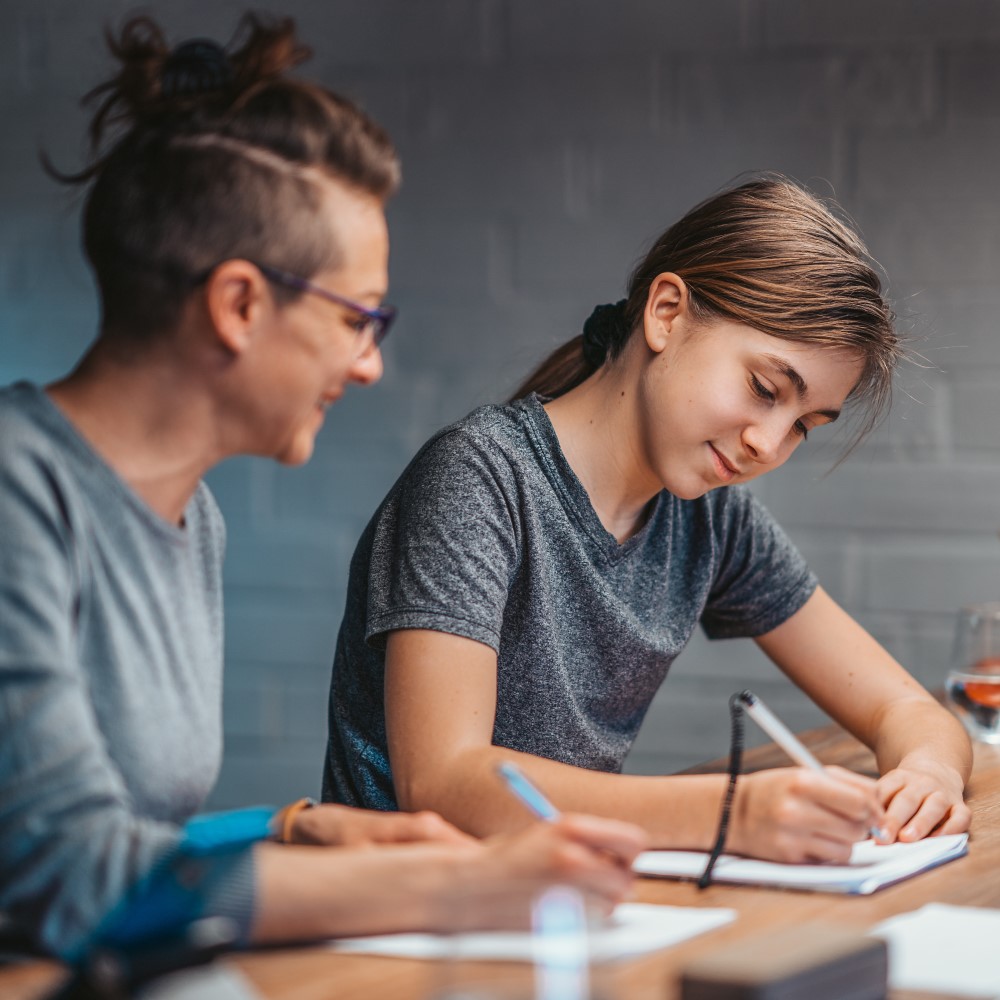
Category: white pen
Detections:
[
  {"x1": 737, "y1": 690, "x2": 884, "y2": 840},
  {"x1": 495, "y1": 760, "x2": 562, "y2": 821},
  {"x1": 738, "y1": 690, "x2": 824, "y2": 771}
]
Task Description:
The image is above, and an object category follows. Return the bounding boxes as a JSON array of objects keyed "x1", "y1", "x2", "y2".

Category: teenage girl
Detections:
[
  {"x1": 324, "y1": 177, "x2": 972, "y2": 864},
  {"x1": 0, "y1": 14, "x2": 643, "y2": 960}
]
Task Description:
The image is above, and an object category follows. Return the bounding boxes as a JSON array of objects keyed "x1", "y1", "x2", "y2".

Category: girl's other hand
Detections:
[
  {"x1": 875, "y1": 760, "x2": 971, "y2": 843},
  {"x1": 290, "y1": 803, "x2": 476, "y2": 847},
  {"x1": 730, "y1": 765, "x2": 883, "y2": 864}
]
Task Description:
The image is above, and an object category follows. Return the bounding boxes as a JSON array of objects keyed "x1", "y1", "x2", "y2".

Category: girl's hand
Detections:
[
  {"x1": 875, "y1": 760, "x2": 971, "y2": 843},
  {"x1": 729, "y1": 766, "x2": 883, "y2": 864},
  {"x1": 289, "y1": 803, "x2": 476, "y2": 847}
]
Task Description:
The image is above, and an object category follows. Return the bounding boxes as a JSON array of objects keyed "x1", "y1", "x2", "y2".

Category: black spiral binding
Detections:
[{"x1": 698, "y1": 691, "x2": 749, "y2": 888}]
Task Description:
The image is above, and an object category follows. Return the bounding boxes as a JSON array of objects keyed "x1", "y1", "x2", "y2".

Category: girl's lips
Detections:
[{"x1": 710, "y1": 444, "x2": 738, "y2": 481}]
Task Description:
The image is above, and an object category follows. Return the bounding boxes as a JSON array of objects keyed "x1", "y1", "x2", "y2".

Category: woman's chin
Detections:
[{"x1": 274, "y1": 428, "x2": 319, "y2": 467}]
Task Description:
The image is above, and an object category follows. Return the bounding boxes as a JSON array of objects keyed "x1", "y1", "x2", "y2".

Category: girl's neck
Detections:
[
  {"x1": 542, "y1": 359, "x2": 662, "y2": 544},
  {"x1": 46, "y1": 340, "x2": 226, "y2": 526}
]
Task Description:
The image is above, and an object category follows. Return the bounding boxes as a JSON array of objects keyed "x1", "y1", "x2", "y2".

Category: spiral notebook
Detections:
[{"x1": 634, "y1": 833, "x2": 968, "y2": 895}]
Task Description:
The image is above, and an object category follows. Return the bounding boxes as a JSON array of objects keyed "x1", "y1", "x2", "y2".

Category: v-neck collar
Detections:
[{"x1": 516, "y1": 393, "x2": 663, "y2": 564}]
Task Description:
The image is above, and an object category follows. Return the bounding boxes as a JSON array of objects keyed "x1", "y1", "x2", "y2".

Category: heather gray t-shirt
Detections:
[
  {"x1": 323, "y1": 393, "x2": 816, "y2": 810},
  {"x1": 0, "y1": 382, "x2": 252, "y2": 957}
]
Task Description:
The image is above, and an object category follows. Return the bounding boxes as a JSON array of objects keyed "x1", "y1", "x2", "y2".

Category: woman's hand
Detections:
[
  {"x1": 254, "y1": 813, "x2": 645, "y2": 942},
  {"x1": 289, "y1": 803, "x2": 476, "y2": 847},
  {"x1": 449, "y1": 814, "x2": 647, "y2": 928},
  {"x1": 875, "y1": 759, "x2": 971, "y2": 843},
  {"x1": 729, "y1": 766, "x2": 883, "y2": 864}
]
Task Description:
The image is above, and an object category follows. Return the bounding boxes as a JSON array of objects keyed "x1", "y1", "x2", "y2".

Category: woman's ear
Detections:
[
  {"x1": 204, "y1": 260, "x2": 271, "y2": 355},
  {"x1": 643, "y1": 272, "x2": 689, "y2": 353}
]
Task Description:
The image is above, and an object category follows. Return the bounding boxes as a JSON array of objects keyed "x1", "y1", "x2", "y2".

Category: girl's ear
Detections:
[
  {"x1": 204, "y1": 260, "x2": 271, "y2": 355},
  {"x1": 644, "y1": 272, "x2": 689, "y2": 353}
]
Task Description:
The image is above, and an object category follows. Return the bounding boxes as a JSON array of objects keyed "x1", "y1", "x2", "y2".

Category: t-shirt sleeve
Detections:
[
  {"x1": 0, "y1": 444, "x2": 254, "y2": 958},
  {"x1": 365, "y1": 429, "x2": 520, "y2": 651},
  {"x1": 700, "y1": 486, "x2": 817, "y2": 640}
]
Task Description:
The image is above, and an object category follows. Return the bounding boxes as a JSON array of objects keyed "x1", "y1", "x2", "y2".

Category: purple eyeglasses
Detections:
[{"x1": 255, "y1": 262, "x2": 397, "y2": 351}]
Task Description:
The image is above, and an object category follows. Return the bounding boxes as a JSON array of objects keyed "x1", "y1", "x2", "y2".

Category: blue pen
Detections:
[{"x1": 496, "y1": 761, "x2": 562, "y2": 821}]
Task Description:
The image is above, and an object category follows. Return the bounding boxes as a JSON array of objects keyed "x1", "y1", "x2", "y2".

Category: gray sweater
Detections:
[
  {"x1": 0, "y1": 382, "x2": 253, "y2": 957},
  {"x1": 324, "y1": 393, "x2": 816, "y2": 810}
]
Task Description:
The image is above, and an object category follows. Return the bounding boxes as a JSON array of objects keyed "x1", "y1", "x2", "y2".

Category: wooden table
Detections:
[{"x1": 5, "y1": 725, "x2": 999, "y2": 1000}]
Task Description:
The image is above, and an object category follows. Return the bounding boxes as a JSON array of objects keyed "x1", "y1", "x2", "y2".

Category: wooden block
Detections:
[{"x1": 679, "y1": 923, "x2": 887, "y2": 1000}]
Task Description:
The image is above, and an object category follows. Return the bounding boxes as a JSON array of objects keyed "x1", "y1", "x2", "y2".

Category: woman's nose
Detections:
[{"x1": 350, "y1": 344, "x2": 384, "y2": 385}]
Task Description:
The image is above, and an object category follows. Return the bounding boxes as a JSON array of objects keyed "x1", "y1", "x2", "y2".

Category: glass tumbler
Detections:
[
  {"x1": 945, "y1": 602, "x2": 1000, "y2": 744},
  {"x1": 432, "y1": 883, "x2": 616, "y2": 1000}
]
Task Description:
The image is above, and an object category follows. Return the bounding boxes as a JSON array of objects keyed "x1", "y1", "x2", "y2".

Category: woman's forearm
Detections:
[
  {"x1": 250, "y1": 841, "x2": 458, "y2": 943},
  {"x1": 250, "y1": 816, "x2": 646, "y2": 943}
]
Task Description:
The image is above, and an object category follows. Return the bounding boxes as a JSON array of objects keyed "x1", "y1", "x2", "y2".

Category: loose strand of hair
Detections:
[
  {"x1": 86, "y1": 17, "x2": 171, "y2": 156},
  {"x1": 228, "y1": 12, "x2": 310, "y2": 88}
]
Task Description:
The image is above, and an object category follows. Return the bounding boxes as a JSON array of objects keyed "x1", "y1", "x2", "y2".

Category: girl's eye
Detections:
[
  {"x1": 749, "y1": 374, "x2": 775, "y2": 401},
  {"x1": 751, "y1": 373, "x2": 810, "y2": 440},
  {"x1": 348, "y1": 314, "x2": 372, "y2": 335}
]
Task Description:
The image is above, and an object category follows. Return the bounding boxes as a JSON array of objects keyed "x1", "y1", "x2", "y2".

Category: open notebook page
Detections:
[{"x1": 634, "y1": 833, "x2": 968, "y2": 895}]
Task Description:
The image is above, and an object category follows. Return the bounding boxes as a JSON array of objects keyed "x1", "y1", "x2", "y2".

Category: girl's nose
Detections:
[{"x1": 742, "y1": 417, "x2": 789, "y2": 466}]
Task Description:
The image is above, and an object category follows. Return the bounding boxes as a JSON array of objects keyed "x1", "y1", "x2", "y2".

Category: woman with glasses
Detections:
[
  {"x1": 324, "y1": 176, "x2": 972, "y2": 865},
  {"x1": 0, "y1": 14, "x2": 644, "y2": 961}
]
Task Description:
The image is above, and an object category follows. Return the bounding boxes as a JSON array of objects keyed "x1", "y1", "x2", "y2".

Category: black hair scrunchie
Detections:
[
  {"x1": 161, "y1": 39, "x2": 234, "y2": 99},
  {"x1": 581, "y1": 299, "x2": 628, "y2": 370}
]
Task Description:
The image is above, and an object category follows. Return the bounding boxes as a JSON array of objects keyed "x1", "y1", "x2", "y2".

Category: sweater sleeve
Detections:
[{"x1": 0, "y1": 444, "x2": 254, "y2": 958}]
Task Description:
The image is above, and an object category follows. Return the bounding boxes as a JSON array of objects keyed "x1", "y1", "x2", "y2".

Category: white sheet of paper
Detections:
[
  {"x1": 327, "y1": 903, "x2": 735, "y2": 962},
  {"x1": 138, "y1": 965, "x2": 263, "y2": 1000},
  {"x1": 871, "y1": 903, "x2": 1000, "y2": 997},
  {"x1": 634, "y1": 833, "x2": 968, "y2": 894}
]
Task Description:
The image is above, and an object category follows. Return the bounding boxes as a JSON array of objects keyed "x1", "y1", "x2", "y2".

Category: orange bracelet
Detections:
[{"x1": 277, "y1": 797, "x2": 317, "y2": 844}]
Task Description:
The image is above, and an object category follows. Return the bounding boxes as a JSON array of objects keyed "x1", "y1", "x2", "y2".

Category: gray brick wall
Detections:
[{"x1": 2, "y1": 1, "x2": 998, "y2": 806}]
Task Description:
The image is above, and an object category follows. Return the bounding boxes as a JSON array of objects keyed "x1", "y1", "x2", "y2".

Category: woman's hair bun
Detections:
[
  {"x1": 160, "y1": 39, "x2": 233, "y2": 99},
  {"x1": 66, "y1": 14, "x2": 310, "y2": 168}
]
